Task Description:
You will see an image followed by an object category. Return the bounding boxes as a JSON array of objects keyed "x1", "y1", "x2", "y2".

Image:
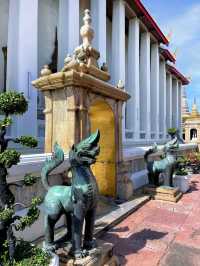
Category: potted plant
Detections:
[
  {"x1": 0, "y1": 91, "x2": 57, "y2": 266},
  {"x1": 167, "y1": 128, "x2": 177, "y2": 139},
  {"x1": 185, "y1": 152, "x2": 200, "y2": 174},
  {"x1": 173, "y1": 156, "x2": 190, "y2": 193}
]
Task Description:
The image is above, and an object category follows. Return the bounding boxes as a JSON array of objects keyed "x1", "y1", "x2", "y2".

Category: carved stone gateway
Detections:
[{"x1": 33, "y1": 10, "x2": 130, "y2": 198}]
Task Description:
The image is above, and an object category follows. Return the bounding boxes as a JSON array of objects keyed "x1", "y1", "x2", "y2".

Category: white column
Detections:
[
  {"x1": 91, "y1": 0, "x2": 106, "y2": 66},
  {"x1": 111, "y1": 0, "x2": 125, "y2": 140},
  {"x1": 7, "y1": 0, "x2": 19, "y2": 90},
  {"x1": 58, "y1": 0, "x2": 79, "y2": 70},
  {"x1": 166, "y1": 73, "x2": 173, "y2": 130},
  {"x1": 159, "y1": 59, "x2": 166, "y2": 139},
  {"x1": 126, "y1": 17, "x2": 140, "y2": 139},
  {"x1": 111, "y1": 0, "x2": 125, "y2": 85},
  {"x1": 172, "y1": 78, "x2": 179, "y2": 128},
  {"x1": 7, "y1": 0, "x2": 38, "y2": 138},
  {"x1": 178, "y1": 81, "x2": 182, "y2": 132},
  {"x1": 139, "y1": 31, "x2": 151, "y2": 139},
  {"x1": 150, "y1": 43, "x2": 159, "y2": 140}
]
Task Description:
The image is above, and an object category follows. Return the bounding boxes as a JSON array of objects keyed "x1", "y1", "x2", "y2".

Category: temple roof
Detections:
[
  {"x1": 159, "y1": 47, "x2": 176, "y2": 63},
  {"x1": 167, "y1": 64, "x2": 190, "y2": 85},
  {"x1": 132, "y1": 0, "x2": 169, "y2": 45}
]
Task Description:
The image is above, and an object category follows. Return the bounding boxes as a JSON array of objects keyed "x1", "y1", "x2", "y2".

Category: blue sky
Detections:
[{"x1": 142, "y1": 0, "x2": 200, "y2": 111}]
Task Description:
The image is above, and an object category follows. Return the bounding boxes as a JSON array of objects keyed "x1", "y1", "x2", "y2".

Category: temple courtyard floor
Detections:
[{"x1": 100, "y1": 174, "x2": 200, "y2": 266}]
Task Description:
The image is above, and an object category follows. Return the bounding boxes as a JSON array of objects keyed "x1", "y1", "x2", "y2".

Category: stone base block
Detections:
[
  {"x1": 144, "y1": 185, "x2": 182, "y2": 203},
  {"x1": 58, "y1": 240, "x2": 119, "y2": 266}
]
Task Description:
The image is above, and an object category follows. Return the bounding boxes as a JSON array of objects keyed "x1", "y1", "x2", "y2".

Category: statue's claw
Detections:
[
  {"x1": 43, "y1": 243, "x2": 57, "y2": 253},
  {"x1": 70, "y1": 249, "x2": 88, "y2": 259},
  {"x1": 83, "y1": 239, "x2": 97, "y2": 250}
]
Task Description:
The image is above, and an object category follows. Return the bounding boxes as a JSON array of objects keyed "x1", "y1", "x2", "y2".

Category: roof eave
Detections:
[{"x1": 134, "y1": 0, "x2": 169, "y2": 45}]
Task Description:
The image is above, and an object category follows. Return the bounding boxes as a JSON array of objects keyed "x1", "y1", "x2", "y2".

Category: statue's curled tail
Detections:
[{"x1": 41, "y1": 143, "x2": 64, "y2": 190}]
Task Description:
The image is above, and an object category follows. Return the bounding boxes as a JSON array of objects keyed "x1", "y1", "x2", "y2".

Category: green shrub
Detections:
[
  {"x1": 167, "y1": 127, "x2": 177, "y2": 135},
  {"x1": 0, "y1": 90, "x2": 41, "y2": 263},
  {"x1": 0, "y1": 240, "x2": 50, "y2": 266},
  {"x1": 0, "y1": 149, "x2": 21, "y2": 168},
  {"x1": 174, "y1": 169, "x2": 188, "y2": 176},
  {"x1": 0, "y1": 208, "x2": 14, "y2": 222},
  {"x1": 0, "y1": 91, "x2": 28, "y2": 115},
  {"x1": 15, "y1": 136, "x2": 38, "y2": 148},
  {"x1": 23, "y1": 173, "x2": 38, "y2": 186}
]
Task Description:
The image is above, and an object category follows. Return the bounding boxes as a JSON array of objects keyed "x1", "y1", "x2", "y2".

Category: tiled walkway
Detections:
[{"x1": 100, "y1": 175, "x2": 200, "y2": 266}]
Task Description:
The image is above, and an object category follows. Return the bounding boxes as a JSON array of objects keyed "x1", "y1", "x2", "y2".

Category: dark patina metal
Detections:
[
  {"x1": 144, "y1": 136, "x2": 179, "y2": 187},
  {"x1": 42, "y1": 130, "x2": 100, "y2": 258}
]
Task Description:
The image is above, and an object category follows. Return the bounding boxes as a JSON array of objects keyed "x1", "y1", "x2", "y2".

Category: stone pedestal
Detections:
[
  {"x1": 58, "y1": 241, "x2": 119, "y2": 266},
  {"x1": 144, "y1": 185, "x2": 182, "y2": 202},
  {"x1": 32, "y1": 10, "x2": 130, "y2": 198}
]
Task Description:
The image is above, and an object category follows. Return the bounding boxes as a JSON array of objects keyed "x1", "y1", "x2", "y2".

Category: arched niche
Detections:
[
  {"x1": 89, "y1": 100, "x2": 116, "y2": 197},
  {"x1": 190, "y1": 128, "x2": 198, "y2": 140}
]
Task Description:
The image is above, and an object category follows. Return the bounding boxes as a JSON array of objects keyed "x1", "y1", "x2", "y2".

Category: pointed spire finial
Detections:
[
  {"x1": 80, "y1": 9, "x2": 94, "y2": 48},
  {"x1": 40, "y1": 65, "x2": 52, "y2": 77},
  {"x1": 166, "y1": 30, "x2": 173, "y2": 42}
]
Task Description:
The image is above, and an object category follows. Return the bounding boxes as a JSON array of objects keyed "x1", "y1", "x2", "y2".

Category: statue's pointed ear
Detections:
[
  {"x1": 71, "y1": 144, "x2": 75, "y2": 150},
  {"x1": 88, "y1": 129, "x2": 100, "y2": 145}
]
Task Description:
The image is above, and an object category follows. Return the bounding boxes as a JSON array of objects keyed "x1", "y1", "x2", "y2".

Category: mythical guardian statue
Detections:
[
  {"x1": 144, "y1": 136, "x2": 179, "y2": 187},
  {"x1": 41, "y1": 130, "x2": 100, "y2": 259}
]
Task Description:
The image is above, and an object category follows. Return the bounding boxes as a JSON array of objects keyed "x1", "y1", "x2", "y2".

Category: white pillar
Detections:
[
  {"x1": 7, "y1": 0, "x2": 19, "y2": 90},
  {"x1": 111, "y1": 0, "x2": 125, "y2": 140},
  {"x1": 159, "y1": 59, "x2": 166, "y2": 139},
  {"x1": 166, "y1": 73, "x2": 173, "y2": 130},
  {"x1": 150, "y1": 43, "x2": 159, "y2": 140},
  {"x1": 172, "y1": 78, "x2": 179, "y2": 128},
  {"x1": 111, "y1": 0, "x2": 125, "y2": 85},
  {"x1": 58, "y1": 0, "x2": 79, "y2": 70},
  {"x1": 126, "y1": 18, "x2": 140, "y2": 139},
  {"x1": 91, "y1": 0, "x2": 106, "y2": 66},
  {"x1": 139, "y1": 31, "x2": 151, "y2": 139},
  {"x1": 7, "y1": 0, "x2": 38, "y2": 138},
  {"x1": 178, "y1": 81, "x2": 182, "y2": 132}
]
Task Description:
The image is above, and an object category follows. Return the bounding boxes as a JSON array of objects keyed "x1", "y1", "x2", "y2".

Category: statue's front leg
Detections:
[
  {"x1": 83, "y1": 208, "x2": 97, "y2": 250},
  {"x1": 72, "y1": 201, "x2": 85, "y2": 258},
  {"x1": 44, "y1": 215, "x2": 56, "y2": 251},
  {"x1": 65, "y1": 212, "x2": 72, "y2": 242},
  {"x1": 169, "y1": 167, "x2": 174, "y2": 187}
]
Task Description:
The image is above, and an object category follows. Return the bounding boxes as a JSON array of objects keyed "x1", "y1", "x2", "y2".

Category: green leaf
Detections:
[
  {"x1": 0, "y1": 149, "x2": 21, "y2": 168},
  {"x1": 15, "y1": 136, "x2": 38, "y2": 148},
  {"x1": 0, "y1": 91, "x2": 28, "y2": 115}
]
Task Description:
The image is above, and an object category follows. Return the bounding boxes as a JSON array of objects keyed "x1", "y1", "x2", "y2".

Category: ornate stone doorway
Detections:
[{"x1": 89, "y1": 100, "x2": 116, "y2": 197}]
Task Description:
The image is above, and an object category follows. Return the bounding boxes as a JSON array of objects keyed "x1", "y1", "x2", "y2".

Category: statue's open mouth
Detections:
[{"x1": 71, "y1": 130, "x2": 100, "y2": 166}]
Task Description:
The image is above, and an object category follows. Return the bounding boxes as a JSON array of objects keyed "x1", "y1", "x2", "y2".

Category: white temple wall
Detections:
[
  {"x1": 106, "y1": 17, "x2": 112, "y2": 75},
  {"x1": 0, "y1": 0, "x2": 9, "y2": 91},
  {"x1": 38, "y1": 0, "x2": 58, "y2": 73}
]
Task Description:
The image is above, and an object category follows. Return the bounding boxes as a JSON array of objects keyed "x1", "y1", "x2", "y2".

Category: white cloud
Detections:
[
  {"x1": 160, "y1": 3, "x2": 200, "y2": 95},
  {"x1": 162, "y1": 4, "x2": 200, "y2": 47}
]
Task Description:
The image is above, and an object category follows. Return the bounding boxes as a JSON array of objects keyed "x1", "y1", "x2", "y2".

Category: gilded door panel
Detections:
[{"x1": 89, "y1": 100, "x2": 116, "y2": 197}]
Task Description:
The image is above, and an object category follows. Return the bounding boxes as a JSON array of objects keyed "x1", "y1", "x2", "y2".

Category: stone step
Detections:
[{"x1": 94, "y1": 195, "x2": 150, "y2": 237}]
